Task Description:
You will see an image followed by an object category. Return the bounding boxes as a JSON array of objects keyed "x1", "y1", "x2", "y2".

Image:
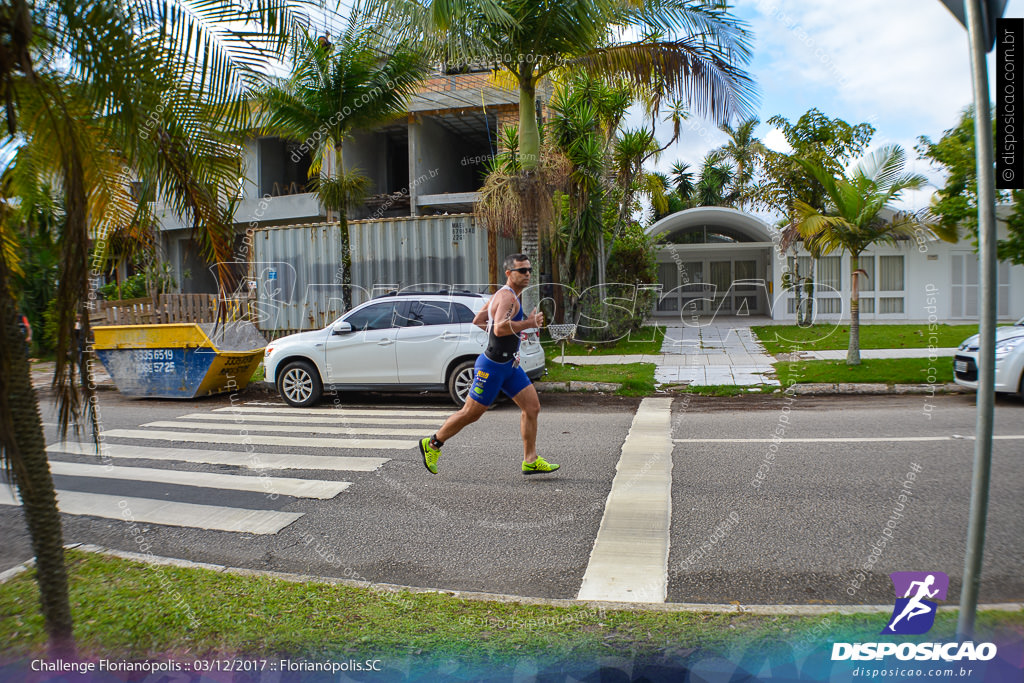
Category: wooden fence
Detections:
[{"x1": 90, "y1": 293, "x2": 254, "y2": 326}]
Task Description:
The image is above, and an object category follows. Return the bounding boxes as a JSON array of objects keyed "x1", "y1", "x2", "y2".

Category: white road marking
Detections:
[
  {"x1": 0, "y1": 488, "x2": 302, "y2": 535},
  {"x1": 577, "y1": 397, "x2": 673, "y2": 604},
  {"x1": 144, "y1": 420, "x2": 425, "y2": 437},
  {"x1": 672, "y1": 435, "x2": 1024, "y2": 443},
  {"x1": 47, "y1": 461, "x2": 350, "y2": 499},
  {"x1": 47, "y1": 443, "x2": 388, "y2": 471},
  {"x1": 173, "y1": 413, "x2": 440, "y2": 427},
  {"x1": 100, "y1": 429, "x2": 414, "y2": 450},
  {"x1": 215, "y1": 406, "x2": 451, "y2": 417}
]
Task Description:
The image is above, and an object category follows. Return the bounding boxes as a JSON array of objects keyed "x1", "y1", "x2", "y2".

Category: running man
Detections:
[
  {"x1": 887, "y1": 574, "x2": 940, "y2": 631},
  {"x1": 418, "y1": 254, "x2": 559, "y2": 476}
]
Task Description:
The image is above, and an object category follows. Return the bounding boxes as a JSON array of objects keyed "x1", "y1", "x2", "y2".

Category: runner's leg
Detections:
[
  {"x1": 510, "y1": 383, "x2": 540, "y2": 463},
  {"x1": 436, "y1": 396, "x2": 489, "y2": 442}
]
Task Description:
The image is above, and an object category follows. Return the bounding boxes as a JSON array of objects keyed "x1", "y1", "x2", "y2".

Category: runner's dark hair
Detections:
[{"x1": 503, "y1": 253, "x2": 528, "y2": 271}]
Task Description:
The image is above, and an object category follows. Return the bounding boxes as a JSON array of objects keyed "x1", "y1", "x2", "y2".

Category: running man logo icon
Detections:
[{"x1": 881, "y1": 572, "x2": 949, "y2": 635}]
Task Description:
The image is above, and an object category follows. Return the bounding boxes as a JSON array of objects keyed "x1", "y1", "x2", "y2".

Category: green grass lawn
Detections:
[
  {"x1": 542, "y1": 326, "x2": 665, "y2": 360},
  {"x1": 753, "y1": 324, "x2": 977, "y2": 355},
  {"x1": 3, "y1": 550, "x2": 1020, "y2": 668},
  {"x1": 774, "y1": 358, "x2": 955, "y2": 385},
  {"x1": 543, "y1": 361, "x2": 655, "y2": 396}
]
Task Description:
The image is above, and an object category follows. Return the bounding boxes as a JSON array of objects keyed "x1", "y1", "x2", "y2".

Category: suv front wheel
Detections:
[
  {"x1": 278, "y1": 359, "x2": 323, "y2": 407},
  {"x1": 447, "y1": 360, "x2": 476, "y2": 406}
]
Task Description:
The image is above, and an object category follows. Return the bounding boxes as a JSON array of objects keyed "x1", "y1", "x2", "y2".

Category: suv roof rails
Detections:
[{"x1": 372, "y1": 289, "x2": 488, "y2": 299}]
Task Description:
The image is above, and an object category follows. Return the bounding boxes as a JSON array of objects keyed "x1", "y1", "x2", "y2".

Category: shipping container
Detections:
[{"x1": 251, "y1": 214, "x2": 516, "y2": 333}]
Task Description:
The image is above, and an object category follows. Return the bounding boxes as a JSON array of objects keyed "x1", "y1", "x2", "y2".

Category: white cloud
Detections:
[{"x1": 762, "y1": 128, "x2": 792, "y2": 154}]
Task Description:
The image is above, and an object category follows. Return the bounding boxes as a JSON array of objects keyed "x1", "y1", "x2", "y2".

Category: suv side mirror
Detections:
[{"x1": 332, "y1": 322, "x2": 353, "y2": 335}]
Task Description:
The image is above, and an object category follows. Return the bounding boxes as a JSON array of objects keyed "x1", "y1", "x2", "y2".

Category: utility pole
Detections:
[{"x1": 937, "y1": 0, "x2": 1007, "y2": 641}]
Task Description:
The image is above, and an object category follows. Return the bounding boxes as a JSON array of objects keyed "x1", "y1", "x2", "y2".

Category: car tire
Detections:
[
  {"x1": 447, "y1": 360, "x2": 476, "y2": 406},
  {"x1": 277, "y1": 360, "x2": 323, "y2": 408}
]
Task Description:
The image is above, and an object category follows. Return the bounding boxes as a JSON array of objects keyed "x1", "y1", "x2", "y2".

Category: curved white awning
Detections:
[{"x1": 647, "y1": 207, "x2": 776, "y2": 244}]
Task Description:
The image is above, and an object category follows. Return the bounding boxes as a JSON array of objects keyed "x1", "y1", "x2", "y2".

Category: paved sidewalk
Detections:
[
  {"x1": 28, "y1": 360, "x2": 113, "y2": 391},
  {"x1": 556, "y1": 321, "x2": 779, "y2": 387}
]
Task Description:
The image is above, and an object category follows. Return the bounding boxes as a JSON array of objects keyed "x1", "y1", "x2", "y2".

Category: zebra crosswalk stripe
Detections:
[
  {"x1": 0, "y1": 487, "x2": 303, "y2": 535},
  {"x1": 215, "y1": 405, "x2": 452, "y2": 417},
  {"x1": 100, "y1": 429, "x2": 415, "y2": 450},
  {"x1": 47, "y1": 461, "x2": 350, "y2": 499},
  {"x1": 142, "y1": 420, "x2": 426, "y2": 437},
  {"x1": 183, "y1": 412, "x2": 441, "y2": 426},
  {"x1": 47, "y1": 443, "x2": 389, "y2": 471}
]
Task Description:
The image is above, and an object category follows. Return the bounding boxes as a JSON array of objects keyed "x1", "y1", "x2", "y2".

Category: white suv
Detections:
[{"x1": 264, "y1": 291, "x2": 546, "y2": 406}]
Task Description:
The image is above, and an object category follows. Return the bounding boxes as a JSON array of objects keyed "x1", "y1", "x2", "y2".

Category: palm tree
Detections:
[
  {"x1": 0, "y1": 0, "x2": 309, "y2": 653},
  {"x1": 256, "y1": 25, "x2": 428, "y2": 309},
  {"x1": 670, "y1": 161, "x2": 697, "y2": 208},
  {"x1": 363, "y1": 0, "x2": 755, "y2": 290},
  {"x1": 794, "y1": 145, "x2": 941, "y2": 365},
  {"x1": 716, "y1": 116, "x2": 763, "y2": 210},
  {"x1": 694, "y1": 151, "x2": 736, "y2": 207}
]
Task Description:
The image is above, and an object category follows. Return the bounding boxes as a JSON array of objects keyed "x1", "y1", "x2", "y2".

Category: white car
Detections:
[
  {"x1": 953, "y1": 317, "x2": 1024, "y2": 396},
  {"x1": 264, "y1": 291, "x2": 546, "y2": 407}
]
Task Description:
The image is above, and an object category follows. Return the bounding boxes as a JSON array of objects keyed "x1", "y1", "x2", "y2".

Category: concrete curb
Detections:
[
  {"x1": 223, "y1": 380, "x2": 972, "y2": 397},
  {"x1": 787, "y1": 383, "x2": 970, "y2": 396},
  {"x1": 6, "y1": 544, "x2": 1018, "y2": 618},
  {"x1": 535, "y1": 381, "x2": 623, "y2": 393}
]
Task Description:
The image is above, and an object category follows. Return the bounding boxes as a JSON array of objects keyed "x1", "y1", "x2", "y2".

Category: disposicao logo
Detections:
[
  {"x1": 831, "y1": 571, "x2": 997, "y2": 663},
  {"x1": 882, "y1": 571, "x2": 948, "y2": 635}
]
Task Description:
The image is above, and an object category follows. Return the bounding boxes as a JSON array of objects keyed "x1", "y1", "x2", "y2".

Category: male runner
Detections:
[{"x1": 418, "y1": 254, "x2": 559, "y2": 475}]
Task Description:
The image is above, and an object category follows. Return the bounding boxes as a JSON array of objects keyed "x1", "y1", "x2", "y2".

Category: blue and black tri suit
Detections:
[{"x1": 467, "y1": 286, "x2": 532, "y2": 406}]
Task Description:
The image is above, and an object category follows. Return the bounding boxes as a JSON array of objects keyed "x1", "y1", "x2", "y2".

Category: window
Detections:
[
  {"x1": 402, "y1": 300, "x2": 474, "y2": 326},
  {"x1": 734, "y1": 260, "x2": 757, "y2": 290},
  {"x1": 787, "y1": 297, "x2": 813, "y2": 317},
  {"x1": 879, "y1": 255, "x2": 904, "y2": 291},
  {"x1": 817, "y1": 256, "x2": 842, "y2": 293},
  {"x1": 879, "y1": 297, "x2": 904, "y2": 314},
  {"x1": 855, "y1": 255, "x2": 874, "y2": 292},
  {"x1": 345, "y1": 302, "x2": 398, "y2": 331},
  {"x1": 817, "y1": 297, "x2": 843, "y2": 314},
  {"x1": 785, "y1": 256, "x2": 813, "y2": 289},
  {"x1": 859, "y1": 298, "x2": 875, "y2": 314},
  {"x1": 258, "y1": 137, "x2": 312, "y2": 196}
]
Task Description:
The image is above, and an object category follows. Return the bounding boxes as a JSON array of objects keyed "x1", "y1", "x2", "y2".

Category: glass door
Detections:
[
  {"x1": 709, "y1": 261, "x2": 732, "y2": 314},
  {"x1": 678, "y1": 262, "x2": 705, "y2": 316}
]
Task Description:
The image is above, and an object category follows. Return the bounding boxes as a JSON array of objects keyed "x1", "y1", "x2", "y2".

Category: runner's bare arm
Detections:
[
  {"x1": 472, "y1": 305, "x2": 489, "y2": 330},
  {"x1": 491, "y1": 292, "x2": 543, "y2": 336},
  {"x1": 489, "y1": 291, "x2": 517, "y2": 336}
]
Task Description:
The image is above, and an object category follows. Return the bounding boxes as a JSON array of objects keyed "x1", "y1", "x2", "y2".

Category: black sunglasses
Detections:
[{"x1": 509, "y1": 267, "x2": 533, "y2": 274}]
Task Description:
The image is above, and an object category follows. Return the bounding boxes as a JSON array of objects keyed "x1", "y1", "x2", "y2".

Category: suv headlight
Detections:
[{"x1": 995, "y1": 336, "x2": 1024, "y2": 361}]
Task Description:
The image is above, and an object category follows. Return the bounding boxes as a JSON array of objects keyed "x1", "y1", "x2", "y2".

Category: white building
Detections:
[{"x1": 648, "y1": 206, "x2": 1024, "y2": 323}]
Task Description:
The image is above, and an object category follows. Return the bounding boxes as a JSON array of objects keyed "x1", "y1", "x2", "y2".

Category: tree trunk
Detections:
[
  {"x1": 336, "y1": 146, "x2": 352, "y2": 311},
  {"x1": 0, "y1": 275, "x2": 74, "y2": 655},
  {"x1": 848, "y1": 253, "x2": 861, "y2": 365},
  {"x1": 518, "y1": 73, "x2": 539, "y2": 172},
  {"x1": 802, "y1": 258, "x2": 816, "y2": 327},
  {"x1": 487, "y1": 225, "x2": 499, "y2": 294},
  {"x1": 517, "y1": 73, "x2": 542, "y2": 312},
  {"x1": 520, "y1": 206, "x2": 539, "y2": 312}
]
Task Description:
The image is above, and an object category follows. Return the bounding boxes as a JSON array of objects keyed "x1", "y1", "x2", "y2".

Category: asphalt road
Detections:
[{"x1": 2, "y1": 388, "x2": 1022, "y2": 607}]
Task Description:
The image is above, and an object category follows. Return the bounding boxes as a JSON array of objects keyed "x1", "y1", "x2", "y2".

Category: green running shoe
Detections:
[
  {"x1": 522, "y1": 455, "x2": 560, "y2": 475},
  {"x1": 419, "y1": 437, "x2": 441, "y2": 474}
]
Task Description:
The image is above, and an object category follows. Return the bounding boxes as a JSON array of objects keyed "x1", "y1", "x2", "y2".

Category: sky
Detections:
[{"x1": 646, "y1": 0, "x2": 1024, "y2": 216}]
